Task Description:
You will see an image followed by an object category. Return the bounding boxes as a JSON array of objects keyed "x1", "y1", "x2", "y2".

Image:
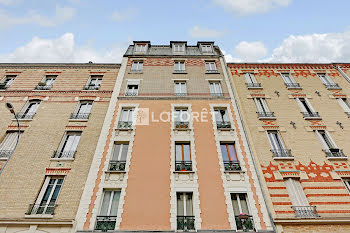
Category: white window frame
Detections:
[
  {"x1": 317, "y1": 73, "x2": 334, "y2": 85},
  {"x1": 205, "y1": 61, "x2": 217, "y2": 72},
  {"x1": 126, "y1": 84, "x2": 139, "y2": 96},
  {"x1": 284, "y1": 178, "x2": 309, "y2": 206},
  {"x1": 119, "y1": 108, "x2": 135, "y2": 123},
  {"x1": 75, "y1": 101, "x2": 93, "y2": 115},
  {"x1": 174, "y1": 61, "x2": 186, "y2": 72},
  {"x1": 201, "y1": 44, "x2": 213, "y2": 53},
  {"x1": 266, "y1": 130, "x2": 286, "y2": 151},
  {"x1": 295, "y1": 98, "x2": 316, "y2": 113},
  {"x1": 342, "y1": 179, "x2": 350, "y2": 194},
  {"x1": 231, "y1": 193, "x2": 251, "y2": 215},
  {"x1": 174, "y1": 81, "x2": 187, "y2": 95},
  {"x1": 174, "y1": 108, "x2": 190, "y2": 123},
  {"x1": 244, "y1": 73, "x2": 257, "y2": 84},
  {"x1": 88, "y1": 75, "x2": 103, "y2": 87},
  {"x1": 111, "y1": 143, "x2": 129, "y2": 161},
  {"x1": 173, "y1": 44, "x2": 185, "y2": 53},
  {"x1": 131, "y1": 61, "x2": 143, "y2": 72},
  {"x1": 280, "y1": 73, "x2": 296, "y2": 84},
  {"x1": 176, "y1": 192, "x2": 193, "y2": 216},
  {"x1": 57, "y1": 131, "x2": 81, "y2": 158},
  {"x1": 2, "y1": 75, "x2": 16, "y2": 87},
  {"x1": 337, "y1": 98, "x2": 350, "y2": 113},
  {"x1": 209, "y1": 81, "x2": 223, "y2": 95},
  {"x1": 134, "y1": 44, "x2": 147, "y2": 53},
  {"x1": 41, "y1": 75, "x2": 57, "y2": 86},
  {"x1": 254, "y1": 98, "x2": 270, "y2": 113},
  {"x1": 314, "y1": 130, "x2": 337, "y2": 150},
  {"x1": 214, "y1": 108, "x2": 230, "y2": 123},
  {"x1": 98, "y1": 190, "x2": 121, "y2": 217},
  {"x1": 0, "y1": 131, "x2": 20, "y2": 154},
  {"x1": 21, "y1": 100, "x2": 41, "y2": 118}
]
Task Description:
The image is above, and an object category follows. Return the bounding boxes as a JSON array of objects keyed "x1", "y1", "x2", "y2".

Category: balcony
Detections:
[
  {"x1": 301, "y1": 112, "x2": 321, "y2": 119},
  {"x1": 83, "y1": 84, "x2": 100, "y2": 90},
  {"x1": 223, "y1": 161, "x2": 241, "y2": 171},
  {"x1": 35, "y1": 84, "x2": 52, "y2": 90},
  {"x1": 174, "y1": 92, "x2": 187, "y2": 96},
  {"x1": 323, "y1": 149, "x2": 347, "y2": 159},
  {"x1": 206, "y1": 69, "x2": 219, "y2": 73},
  {"x1": 95, "y1": 216, "x2": 117, "y2": 232},
  {"x1": 174, "y1": 69, "x2": 187, "y2": 73},
  {"x1": 175, "y1": 161, "x2": 192, "y2": 172},
  {"x1": 292, "y1": 206, "x2": 319, "y2": 218},
  {"x1": 211, "y1": 92, "x2": 224, "y2": 97},
  {"x1": 256, "y1": 112, "x2": 276, "y2": 119},
  {"x1": 52, "y1": 150, "x2": 76, "y2": 159},
  {"x1": 15, "y1": 112, "x2": 36, "y2": 120},
  {"x1": 108, "y1": 160, "x2": 126, "y2": 171},
  {"x1": 70, "y1": 113, "x2": 90, "y2": 120},
  {"x1": 235, "y1": 215, "x2": 255, "y2": 231},
  {"x1": 175, "y1": 121, "x2": 189, "y2": 129},
  {"x1": 246, "y1": 83, "x2": 262, "y2": 89},
  {"x1": 177, "y1": 216, "x2": 195, "y2": 231},
  {"x1": 216, "y1": 121, "x2": 231, "y2": 129},
  {"x1": 271, "y1": 149, "x2": 293, "y2": 159},
  {"x1": 130, "y1": 69, "x2": 142, "y2": 73},
  {"x1": 0, "y1": 150, "x2": 13, "y2": 158},
  {"x1": 125, "y1": 90, "x2": 138, "y2": 96},
  {"x1": 324, "y1": 83, "x2": 341, "y2": 90},
  {"x1": 117, "y1": 121, "x2": 133, "y2": 129},
  {"x1": 285, "y1": 83, "x2": 302, "y2": 89},
  {"x1": 26, "y1": 204, "x2": 57, "y2": 215}
]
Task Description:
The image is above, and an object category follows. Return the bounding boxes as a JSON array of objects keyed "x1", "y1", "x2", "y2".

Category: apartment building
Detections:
[
  {"x1": 0, "y1": 63, "x2": 120, "y2": 233},
  {"x1": 227, "y1": 63, "x2": 350, "y2": 232},
  {"x1": 75, "y1": 41, "x2": 273, "y2": 232}
]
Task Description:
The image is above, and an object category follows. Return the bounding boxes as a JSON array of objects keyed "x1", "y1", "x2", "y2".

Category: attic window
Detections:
[
  {"x1": 173, "y1": 44, "x2": 185, "y2": 53},
  {"x1": 201, "y1": 44, "x2": 212, "y2": 53},
  {"x1": 135, "y1": 44, "x2": 147, "y2": 52}
]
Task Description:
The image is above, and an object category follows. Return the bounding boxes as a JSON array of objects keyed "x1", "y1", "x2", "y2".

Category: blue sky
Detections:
[{"x1": 0, "y1": 0, "x2": 349, "y2": 63}]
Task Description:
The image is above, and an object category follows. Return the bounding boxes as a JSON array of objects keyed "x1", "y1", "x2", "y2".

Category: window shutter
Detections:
[
  {"x1": 337, "y1": 98, "x2": 350, "y2": 112},
  {"x1": 285, "y1": 178, "x2": 309, "y2": 206},
  {"x1": 0, "y1": 132, "x2": 18, "y2": 151}
]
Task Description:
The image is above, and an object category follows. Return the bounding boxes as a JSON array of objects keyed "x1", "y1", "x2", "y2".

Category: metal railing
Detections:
[
  {"x1": 246, "y1": 83, "x2": 262, "y2": 88},
  {"x1": 216, "y1": 121, "x2": 231, "y2": 129},
  {"x1": 174, "y1": 92, "x2": 187, "y2": 96},
  {"x1": 292, "y1": 206, "x2": 319, "y2": 218},
  {"x1": 108, "y1": 160, "x2": 126, "y2": 171},
  {"x1": 234, "y1": 215, "x2": 255, "y2": 231},
  {"x1": 177, "y1": 216, "x2": 195, "y2": 231},
  {"x1": 174, "y1": 69, "x2": 186, "y2": 73},
  {"x1": 301, "y1": 112, "x2": 321, "y2": 118},
  {"x1": 323, "y1": 149, "x2": 346, "y2": 158},
  {"x1": 0, "y1": 83, "x2": 7, "y2": 89},
  {"x1": 257, "y1": 112, "x2": 275, "y2": 118},
  {"x1": 206, "y1": 69, "x2": 219, "y2": 73},
  {"x1": 0, "y1": 150, "x2": 13, "y2": 158},
  {"x1": 83, "y1": 84, "x2": 100, "y2": 90},
  {"x1": 211, "y1": 92, "x2": 224, "y2": 97},
  {"x1": 26, "y1": 204, "x2": 57, "y2": 215},
  {"x1": 52, "y1": 150, "x2": 77, "y2": 159},
  {"x1": 15, "y1": 112, "x2": 36, "y2": 120},
  {"x1": 324, "y1": 83, "x2": 341, "y2": 89},
  {"x1": 130, "y1": 69, "x2": 142, "y2": 73},
  {"x1": 285, "y1": 83, "x2": 301, "y2": 88},
  {"x1": 223, "y1": 161, "x2": 241, "y2": 171},
  {"x1": 35, "y1": 84, "x2": 53, "y2": 90},
  {"x1": 271, "y1": 149, "x2": 293, "y2": 158},
  {"x1": 175, "y1": 121, "x2": 189, "y2": 129},
  {"x1": 125, "y1": 90, "x2": 138, "y2": 96},
  {"x1": 95, "y1": 216, "x2": 117, "y2": 232},
  {"x1": 117, "y1": 121, "x2": 133, "y2": 129},
  {"x1": 70, "y1": 112, "x2": 90, "y2": 120},
  {"x1": 175, "y1": 161, "x2": 192, "y2": 171}
]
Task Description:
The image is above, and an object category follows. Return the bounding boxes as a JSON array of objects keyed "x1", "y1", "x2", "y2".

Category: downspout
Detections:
[
  {"x1": 334, "y1": 65, "x2": 350, "y2": 84},
  {"x1": 220, "y1": 56, "x2": 277, "y2": 233}
]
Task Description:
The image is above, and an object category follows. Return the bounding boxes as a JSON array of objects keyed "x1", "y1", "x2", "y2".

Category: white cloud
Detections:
[
  {"x1": 0, "y1": 33, "x2": 127, "y2": 63},
  {"x1": 0, "y1": 0, "x2": 19, "y2": 5},
  {"x1": 0, "y1": 5, "x2": 75, "y2": 29},
  {"x1": 189, "y1": 25, "x2": 226, "y2": 38},
  {"x1": 213, "y1": 0, "x2": 291, "y2": 16},
  {"x1": 110, "y1": 8, "x2": 138, "y2": 22},
  {"x1": 234, "y1": 41, "x2": 268, "y2": 61}
]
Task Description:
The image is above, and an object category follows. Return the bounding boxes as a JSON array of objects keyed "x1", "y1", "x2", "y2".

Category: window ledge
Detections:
[
  {"x1": 24, "y1": 214, "x2": 53, "y2": 219},
  {"x1": 173, "y1": 72, "x2": 188, "y2": 74},
  {"x1": 287, "y1": 87, "x2": 303, "y2": 90},
  {"x1": 304, "y1": 117, "x2": 322, "y2": 120},
  {"x1": 81, "y1": 89, "x2": 99, "y2": 91},
  {"x1": 13, "y1": 118, "x2": 33, "y2": 122},
  {"x1": 68, "y1": 119, "x2": 89, "y2": 122},
  {"x1": 173, "y1": 171, "x2": 195, "y2": 174},
  {"x1": 105, "y1": 170, "x2": 127, "y2": 173},
  {"x1": 115, "y1": 128, "x2": 134, "y2": 131},
  {"x1": 174, "y1": 128, "x2": 192, "y2": 131},
  {"x1": 50, "y1": 158, "x2": 75, "y2": 161},
  {"x1": 258, "y1": 117, "x2": 277, "y2": 120},
  {"x1": 32, "y1": 89, "x2": 51, "y2": 91},
  {"x1": 247, "y1": 86, "x2": 263, "y2": 89},
  {"x1": 206, "y1": 71, "x2": 220, "y2": 74},
  {"x1": 128, "y1": 71, "x2": 143, "y2": 74},
  {"x1": 217, "y1": 128, "x2": 234, "y2": 131},
  {"x1": 224, "y1": 170, "x2": 244, "y2": 173},
  {"x1": 327, "y1": 157, "x2": 348, "y2": 160},
  {"x1": 273, "y1": 157, "x2": 295, "y2": 160},
  {"x1": 0, "y1": 157, "x2": 8, "y2": 161}
]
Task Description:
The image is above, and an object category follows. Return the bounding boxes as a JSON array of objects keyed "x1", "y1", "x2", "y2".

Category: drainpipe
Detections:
[
  {"x1": 334, "y1": 65, "x2": 350, "y2": 84},
  {"x1": 220, "y1": 57, "x2": 277, "y2": 233}
]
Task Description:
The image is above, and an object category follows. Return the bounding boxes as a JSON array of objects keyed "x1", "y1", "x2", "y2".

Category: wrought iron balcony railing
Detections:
[
  {"x1": 223, "y1": 161, "x2": 241, "y2": 171},
  {"x1": 70, "y1": 112, "x2": 90, "y2": 120},
  {"x1": 174, "y1": 69, "x2": 186, "y2": 73},
  {"x1": 35, "y1": 84, "x2": 53, "y2": 90},
  {"x1": 117, "y1": 121, "x2": 133, "y2": 129},
  {"x1": 292, "y1": 206, "x2": 319, "y2": 218},
  {"x1": 175, "y1": 161, "x2": 192, "y2": 171},
  {"x1": 285, "y1": 83, "x2": 301, "y2": 89},
  {"x1": 52, "y1": 150, "x2": 77, "y2": 159},
  {"x1": 26, "y1": 204, "x2": 57, "y2": 215},
  {"x1": 174, "y1": 92, "x2": 187, "y2": 96},
  {"x1": 301, "y1": 112, "x2": 321, "y2": 119},
  {"x1": 130, "y1": 69, "x2": 142, "y2": 73},
  {"x1": 175, "y1": 121, "x2": 189, "y2": 129},
  {"x1": 216, "y1": 121, "x2": 231, "y2": 129},
  {"x1": 177, "y1": 216, "x2": 195, "y2": 231},
  {"x1": 125, "y1": 90, "x2": 138, "y2": 96},
  {"x1": 271, "y1": 149, "x2": 293, "y2": 158},
  {"x1": 323, "y1": 149, "x2": 346, "y2": 158},
  {"x1": 206, "y1": 69, "x2": 219, "y2": 73},
  {"x1": 235, "y1": 215, "x2": 255, "y2": 231},
  {"x1": 0, "y1": 150, "x2": 13, "y2": 158},
  {"x1": 324, "y1": 83, "x2": 341, "y2": 89},
  {"x1": 83, "y1": 84, "x2": 100, "y2": 90},
  {"x1": 108, "y1": 160, "x2": 126, "y2": 171},
  {"x1": 246, "y1": 83, "x2": 262, "y2": 88},
  {"x1": 95, "y1": 216, "x2": 117, "y2": 232},
  {"x1": 257, "y1": 112, "x2": 276, "y2": 118},
  {"x1": 15, "y1": 112, "x2": 36, "y2": 120}
]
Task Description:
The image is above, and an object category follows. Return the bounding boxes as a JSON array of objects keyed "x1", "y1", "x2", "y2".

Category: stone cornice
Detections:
[{"x1": 0, "y1": 63, "x2": 120, "y2": 69}]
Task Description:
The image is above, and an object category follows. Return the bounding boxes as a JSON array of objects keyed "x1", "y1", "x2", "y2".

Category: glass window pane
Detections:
[
  {"x1": 228, "y1": 144, "x2": 238, "y2": 161},
  {"x1": 175, "y1": 144, "x2": 182, "y2": 161},
  {"x1": 120, "y1": 144, "x2": 128, "y2": 161},
  {"x1": 183, "y1": 144, "x2": 191, "y2": 161},
  {"x1": 185, "y1": 193, "x2": 193, "y2": 216},
  {"x1": 239, "y1": 194, "x2": 249, "y2": 214},
  {"x1": 221, "y1": 144, "x2": 229, "y2": 161},
  {"x1": 100, "y1": 191, "x2": 111, "y2": 216},
  {"x1": 112, "y1": 144, "x2": 121, "y2": 161},
  {"x1": 177, "y1": 193, "x2": 184, "y2": 216},
  {"x1": 231, "y1": 194, "x2": 240, "y2": 215},
  {"x1": 109, "y1": 191, "x2": 121, "y2": 216}
]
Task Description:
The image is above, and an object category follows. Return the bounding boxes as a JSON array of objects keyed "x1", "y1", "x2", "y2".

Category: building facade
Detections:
[
  {"x1": 0, "y1": 63, "x2": 120, "y2": 233},
  {"x1": 227, "y1": 63, "x2": 350, "y2": 232}
]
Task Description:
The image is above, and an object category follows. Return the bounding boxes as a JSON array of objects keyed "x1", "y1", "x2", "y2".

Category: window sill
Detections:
[
  {"x1": 326, "y1": 87, "x2": 342, "y2": 90},
  {"x1": 128, "y1": 71, "x2": 143, "y2": 74},
  {"x1": 224, "y1": 170, "x2": 244, "y2": 173},
  {"x1": 217, "y1": 128, "x2": 234, "y2": 131},
  {"x1": 247, "y1": 86, "x2": 263, "y2": 89},
  {"x1": 287, "y1": 87, "x2": 303, "y2": 90},
  {"x1": 24, "y1": 214, "x2": 53, "y2": 219},
  {"x1": 105, "y1": 170, "x2": 127, "y2": 173},
  {"x1": 173, "y1": 72, "x2": 187, "y2": 74},
  {"x1": 50, "y1": 158, "x2": 75, "y2": 161},
  {"x1": 13, "y1": 118, "x2": 33, "y2": 122},
  {"x1": 258, "y1": 116, "x2": 277, "y2": 120},
  {"x1": 115, "y1": 128, "x2": 134, "y2": 131},
  {"x1": 69, "y1": 118, "x2": 89, "y2": 122},
  {"x1": 32, "y1": 89, "x2": 52, "y2": 91},
  {"x1": 173, "y1": 170, "x2": 195, "y2": 174},
  {"x1": 273, "y1": 157, "x2": 295, "y2": 160},
  {"x1": 81, "y1": 89, "x2": 99, "y2": 91},
  {"x1": 174, "y1": 128, "x2": 192, "y2": 131},
  {"x1": 206, "y1": 71, "x2": 220, "y2": 74},
  {"x1": 0, "y1": 157, "x2": 8, "y2": 161},
  {"x1": 327, "y1": 157, "x2": 348, "y2": 160},
  {"x1": 303, "y1": 117, "x2": 322, "y2": 120}
]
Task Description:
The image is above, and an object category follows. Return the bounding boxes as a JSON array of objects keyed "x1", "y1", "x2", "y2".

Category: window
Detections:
[
  {"x1": 209, "y1": 81, "x2": 223, "y2": 96},
  {"x1": 18, "y1": 100, "x2": 41, "y2": 119},
  {"x1": 214, "y1": 109, "x2": 231, "y2": 129},
  {"x1": 174, "y1": 108, "x2": 190, "y2": 129},
  {"x1": 315, "y1": 130, "x2": 344, "y2": 158},
  {"x1": 318, "y1": 73, "x2": 341, "y2": 89},
  {"x1": 0, "y1": 75, "x2": 16, "y2": 89},
  {"x1": 231, "y1": 193, "x2": 254, "y2": 231},
  {"x1": 284, "y1": 178, "x2": 318, "y2": 218},
  {"x1": 201, "y1": 44, "x2": 212, "y2": 53},
  {"x1": 131, "y1": 61, "x2": 143, "y2": 72},
  {"x1": 244, "y1": 73, "x2": 261, "y2": 88},
  {"x1": 343, "y1": 179, "x2": 350, "y2": 194},
  {"x1": 0, "y1": 131, "x2": 20, "y2": 158},
  {"x1": 95, "y1": 190, "x2": 120, "y2": 231},
  {"x1": 135, "y1": 44, "x2": 147, "y2": 52},
  {"x1": 175, "y1": 143, "x2": 192, "y2": 171},
  {"x1": 109, "y1": 143, "x2": 128, "y2": 171},
  {"x1": 174, "y1": 81, "x2": 187, "y2": 96},
  {"x1": 71, "y1": 101, "x2": 93, "y2": 119},
  {"x1": 205, "y1": 62, "x2": 217, "y2": 72},
  {"x1": 295, "y1": 98, "x2": 320, "y2": 118},
  {"x1": 126, "y1": 84, "x2": 139, "y2": 96},
  {"x1": 84, "y1": 75, "x2": 102, "y2": 90},
  {"x1": 337, "y1": 98, "x2": 350, "y2": 117},
  {"x1": 267, "y1": 130, "x2": 291, "y2": 158},
  {"x1": 53, "y1": 131, "x2": 81, "y2": 159},
  {"x1": 27, "y1": 176, "x2": 63, "y2": 215},
  {"x1": 254, "y1": 98, "x2": 275, "y2": 118},
  {"x1": 173, "y1": 44, "x2": 185, "y2": 53},
  {"x1": 174, "y1": 61, "x2": 186, "y2": 72},
  {"x1": 118, "y1": 108, "x2": 134, "y2": 129},
  {"x1": 281, "y1": 73, "x2": 300, "y2": 88},
  {"x1": 221, "y1": 143, "x2": 240, "y2": 171},
  {"x1": 36, "y1": 75, "x2": 56, "y2": 90},
  {"x1": 177, "y1": 192, "x2": 195, "y2": 231}
]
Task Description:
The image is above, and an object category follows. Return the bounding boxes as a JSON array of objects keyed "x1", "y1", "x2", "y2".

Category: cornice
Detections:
[{"x1": 0, "y1": 63, "x2": 121, "y2": 69}]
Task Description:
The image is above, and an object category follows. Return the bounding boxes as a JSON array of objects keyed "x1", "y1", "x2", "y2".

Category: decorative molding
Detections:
[
  {"x1": 45, "y1": 168, "x2": 71, "y2": 175},
  {"x1": 65, "y1": 125, "x2": 87, "y2": 131}
]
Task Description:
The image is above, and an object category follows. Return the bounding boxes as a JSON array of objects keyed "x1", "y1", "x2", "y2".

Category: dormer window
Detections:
[
  {"x1": 173, "y1": 44, "x2": 185, "y2": 53},
  {"x1": 135, "y1": 44, "x2": 147, "y2": 53},
  {"x1": 201, "y1": 44, "x2": 212, "y2": 53}
]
